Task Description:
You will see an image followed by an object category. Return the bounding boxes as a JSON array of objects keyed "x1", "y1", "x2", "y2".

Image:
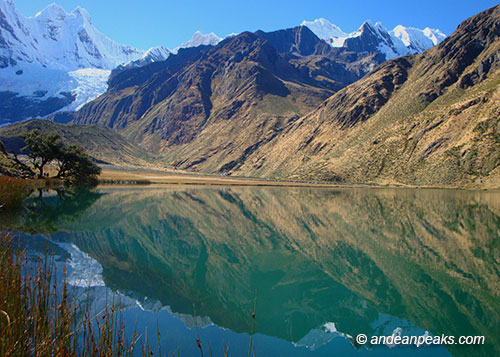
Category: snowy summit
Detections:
[
  {"x1": 0, "y1": 0, "x2": 143, "y2": 71},
  {"x1": 174, "y1": 31, "x2": 222, "y2": 53}
]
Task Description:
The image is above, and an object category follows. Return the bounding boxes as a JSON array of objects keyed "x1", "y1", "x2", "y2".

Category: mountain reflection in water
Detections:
[{"x1": 3, "y1": 186, "x2": 499, "y2": 356}]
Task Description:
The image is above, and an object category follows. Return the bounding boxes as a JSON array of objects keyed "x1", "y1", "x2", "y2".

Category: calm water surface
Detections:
[{"x1": 2, "y1": 186, "x2": 499, "y2": 356}]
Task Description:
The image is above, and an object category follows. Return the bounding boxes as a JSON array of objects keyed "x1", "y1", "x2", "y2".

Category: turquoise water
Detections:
[{"x1": 2, "y1": 186, "x2": 499, "y2": 356}]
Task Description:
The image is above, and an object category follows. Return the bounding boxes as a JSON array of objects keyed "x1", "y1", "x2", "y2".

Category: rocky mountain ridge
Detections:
[{"x1": 56, "y1": 25, "x2": 399, "y2": 176}]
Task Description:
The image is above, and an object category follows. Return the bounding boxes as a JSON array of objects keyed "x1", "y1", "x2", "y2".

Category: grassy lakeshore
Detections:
[
  {"x1": 0, "y1": 176, "x2": 62, "y2": 209},
  {"x1": 98, "y1": 166, "x2": 500, "y2": 190},
  {"x1": 98, "y1": 166, "x2": 368, "y2": 188}
]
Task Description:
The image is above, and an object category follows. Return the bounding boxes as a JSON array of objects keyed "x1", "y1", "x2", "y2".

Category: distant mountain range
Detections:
[
  {"x1": 0, "y1": 0, "x2": 444, "y2": 124},
  {"x1": 302, "y1": 18, "x2": 446, "y2": 59}
]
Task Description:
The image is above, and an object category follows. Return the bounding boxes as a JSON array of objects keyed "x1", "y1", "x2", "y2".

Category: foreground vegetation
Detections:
[
  {"x1": 0, "y1": 235, "x2": 75, "y2": 356},
  {"x1": 0, "y1": 119, "x2": 155, "y2": 168}
]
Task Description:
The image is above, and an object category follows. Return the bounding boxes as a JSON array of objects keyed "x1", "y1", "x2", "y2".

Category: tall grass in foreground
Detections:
[{"x1": 0, "y1": 234, "x2": 148, "y2": 356}]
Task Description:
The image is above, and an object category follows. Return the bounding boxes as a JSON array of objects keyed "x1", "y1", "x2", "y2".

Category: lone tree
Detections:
[
  {"x1": 21, "y1": 130, "x2": 101, "y2": 185},
  {"x1": 22, "y1": 130, "x2": 62, "y2": 178}
]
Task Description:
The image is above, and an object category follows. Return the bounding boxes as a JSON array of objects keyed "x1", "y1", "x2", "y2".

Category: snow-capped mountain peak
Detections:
[
  {"x1": 141, "y1": 46, "x2": 171, "y2": 62},
  {"x1": 0, "y1": 1, "x2": 228, "y2": 123},
  {"x1": 340, "y1": 20, "x2": 407, "y2": 60},
  {"x1": 390, "y1": 25, "x2": 446, "y2": 53},
  {"x1": 72, "y1": 6, "x2": 92, "y2": 23},
  {"x1": 114, "y1": 46, "x2": 171, "y2": 72},
  {"x1": 300, "y1": 18, "x2": 347, "y2": 44},
  {"x1": 0, "y1": 0, "x2": 147, "y2": 122},
  {"x1": 0, "y1": 0, "x2": 144, "y2": 71},
  {"x1": 173, "y1": 30, "x2": 222, "y2": 53},
  {"x1": 392, "y1": 25, "x2": 415, "y2": 46},
  {"x1": 423, "y1": 27, "x2": 447, "y2": 45},
  {"x1": 35, "y1": 3, "x2": 68, "y2": 20},
  {"x1": 189, "y1": 30, "x2": 221, "y2": 46}
]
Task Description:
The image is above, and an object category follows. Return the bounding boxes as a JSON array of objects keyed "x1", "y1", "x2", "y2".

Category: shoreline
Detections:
[
  {"x1": 98, "y1": 168, "x2": 355, "y2": 188},
  {"x1": 97, "y1": 167, "x2": 500, "y2": 191}
]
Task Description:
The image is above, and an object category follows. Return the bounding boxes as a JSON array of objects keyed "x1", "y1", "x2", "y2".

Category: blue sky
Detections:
[{"x1": 12, "y1": 0, "x2": 499, "y2": 50}]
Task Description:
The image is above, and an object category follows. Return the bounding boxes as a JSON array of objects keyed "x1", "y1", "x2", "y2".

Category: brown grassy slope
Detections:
[
  {"x1": 76, "y1": 33, "x2": 337, "y2": 133},
  {"x1": 67, "y1": 31, "x2": 384, "y2": 173},
  {"x1": 236, "y1": 4, "x2": 500, "y2": 189}
]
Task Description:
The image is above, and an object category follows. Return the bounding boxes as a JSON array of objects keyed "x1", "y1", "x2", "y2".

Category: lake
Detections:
[{"x1": 1, "y1": 186, "x2": 499, "y2": 356}]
